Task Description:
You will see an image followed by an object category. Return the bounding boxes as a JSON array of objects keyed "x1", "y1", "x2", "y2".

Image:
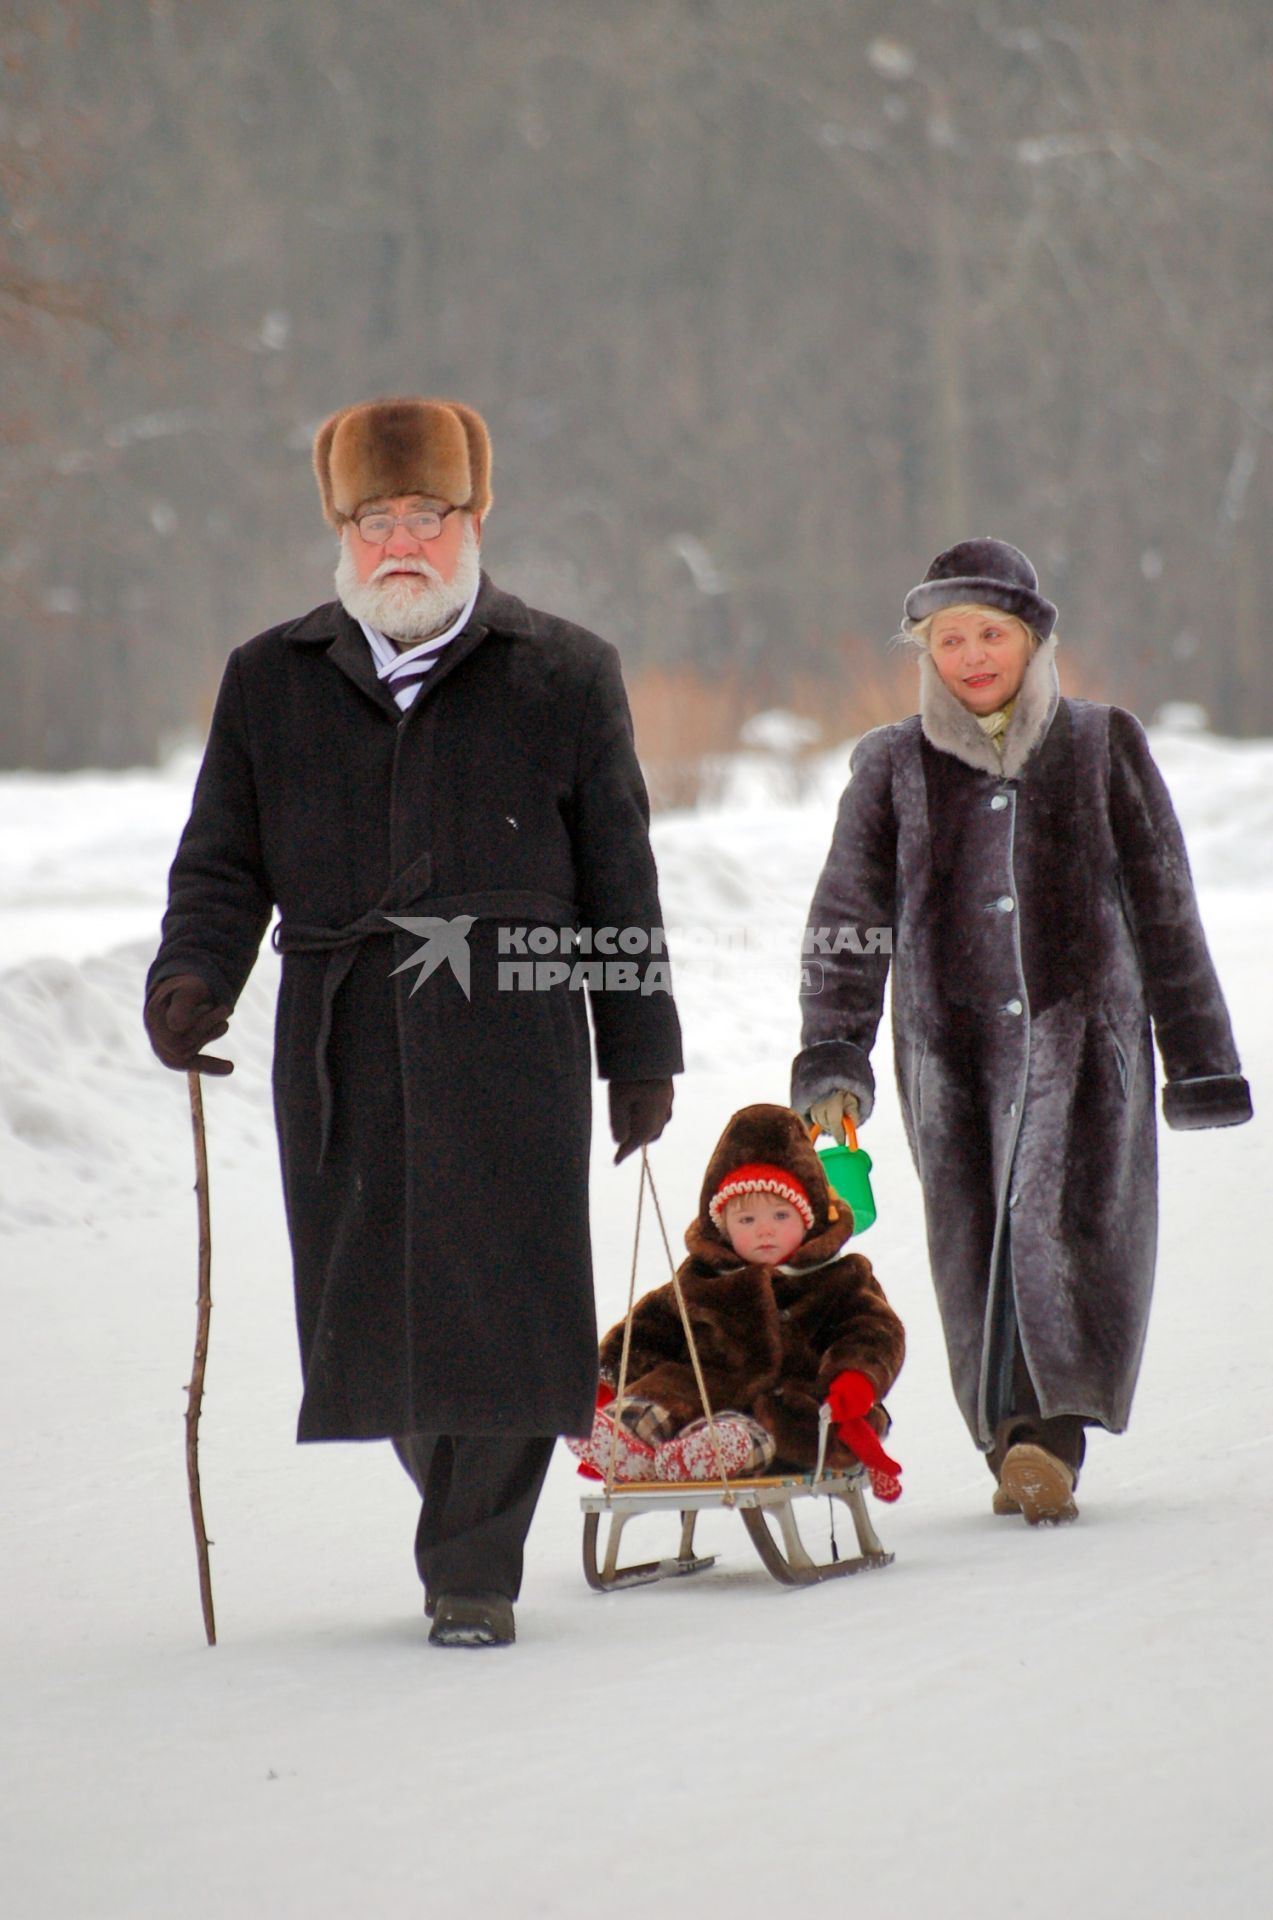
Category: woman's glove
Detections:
[
  {"x1": 809, "y1": 1091, "x2": 861, "y2": 1145},
  {"x1": 825, "y1": 1368, "x2": 903, "y2": 1500}
]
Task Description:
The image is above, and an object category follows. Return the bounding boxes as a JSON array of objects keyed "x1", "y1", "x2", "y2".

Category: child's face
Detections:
[{"x1": 722, "y1": 1191, "x2": 807, "y2": 1265}]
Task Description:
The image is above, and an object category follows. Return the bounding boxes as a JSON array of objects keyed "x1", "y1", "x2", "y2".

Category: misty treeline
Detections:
[{"x1": 3, "y1": 0, "x2": 1272, "y2": 785}]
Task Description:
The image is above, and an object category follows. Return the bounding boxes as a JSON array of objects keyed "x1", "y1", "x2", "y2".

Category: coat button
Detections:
[
  {"x1": 1008, "y1": 1190, "x2": 1020, "y2": 1209},
  {"x1": 1009, "y1": 1101, "x2": 1018, "y2": 1116},
  {"x1": 996, "y1": 895, "x2": 1015, "y2": 913},
  {"x1": 991, "y1": 794, "x2": 1009, "y2": 810},
  {"x1": 1004, "y1": 998, "x2": 1024, "y2": 1016}
]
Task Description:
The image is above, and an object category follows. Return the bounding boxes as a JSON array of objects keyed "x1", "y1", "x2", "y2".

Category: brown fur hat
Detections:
[
  {"x1": 312, "y1": 396, "x2": 492, "y2": 527},
  {"x1": 692, "y1": 1104, "x2": 840, "y2": 1248}
]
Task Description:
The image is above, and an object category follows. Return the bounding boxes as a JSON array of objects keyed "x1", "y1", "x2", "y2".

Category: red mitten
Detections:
[
  {"x1": 835, "y1": 1413, "x2": 903, "y2": 1499},
  {"x1": 825, "y1": 1369, "x2": 876, "y2": 1423}
]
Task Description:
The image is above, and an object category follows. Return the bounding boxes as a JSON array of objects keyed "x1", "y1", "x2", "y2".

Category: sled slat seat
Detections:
[{"x1": 580, "y1": 1466, "x2": 893, "y2": 1591}]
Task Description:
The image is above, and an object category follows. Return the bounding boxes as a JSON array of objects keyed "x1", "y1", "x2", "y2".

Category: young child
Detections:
[{"x1": 569, "y1": 1104, "x2": 906, "y2": 1497}]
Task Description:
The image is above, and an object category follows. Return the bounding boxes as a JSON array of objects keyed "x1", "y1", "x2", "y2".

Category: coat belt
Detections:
[{"x1": 271, "y1": 862, "x2": 578, "y2": 1168}]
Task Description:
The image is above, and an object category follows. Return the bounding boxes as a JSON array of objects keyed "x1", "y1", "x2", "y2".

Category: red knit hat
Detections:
[{"x1": 708, "y1": 1163, "x2": 815, "y2": 1233}]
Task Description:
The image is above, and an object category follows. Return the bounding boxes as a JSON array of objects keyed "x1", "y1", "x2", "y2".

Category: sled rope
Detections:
[
  {"x1": 607, "y1": 1150, "x2": 735, "y2": 1506},
  {"x1": 604, "y1": 1150, "x2": 648, "y2": 1497},
  {"x1": 185, "y1": 1071, "x2": 217, "y2": 1647}
]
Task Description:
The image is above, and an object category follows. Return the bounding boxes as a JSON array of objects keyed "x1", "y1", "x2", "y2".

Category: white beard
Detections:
[{"x1": 334, "y1": 521, "x2": 481, "y2": 644}]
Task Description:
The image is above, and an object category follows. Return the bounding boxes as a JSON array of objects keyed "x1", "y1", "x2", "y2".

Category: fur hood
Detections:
[
  {"x1": 918, "y1": 635, "x2": 1060, "y2": 779},
  {"x1": 686, "y1": 1102, "x2": 856, "y2": 1263}
]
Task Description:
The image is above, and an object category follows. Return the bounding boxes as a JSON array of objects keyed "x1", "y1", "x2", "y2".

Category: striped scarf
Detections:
[{"x1": 358, "y1": 578, "x2": 480, "y2": 711}]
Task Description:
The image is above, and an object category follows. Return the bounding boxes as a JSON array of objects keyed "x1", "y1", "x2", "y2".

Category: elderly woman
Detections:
[{"x1": 791, "y1": 539, "x2": 1252, "y2": 1524}]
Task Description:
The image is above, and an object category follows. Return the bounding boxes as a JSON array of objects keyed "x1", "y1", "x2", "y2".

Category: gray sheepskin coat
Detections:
[{"x1": 791, "y1": 640, "x2": 1252, "y2": 1447}]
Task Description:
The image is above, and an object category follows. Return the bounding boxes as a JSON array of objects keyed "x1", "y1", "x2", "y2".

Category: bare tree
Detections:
[{"x1": 2, "y1": 0, "x2": 1272, "y2": 773}]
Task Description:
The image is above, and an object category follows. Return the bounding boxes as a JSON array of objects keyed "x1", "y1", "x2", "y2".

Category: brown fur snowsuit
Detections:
[{"x1": 598, "y1": 1105, "x2": 905, "y2": 1472}]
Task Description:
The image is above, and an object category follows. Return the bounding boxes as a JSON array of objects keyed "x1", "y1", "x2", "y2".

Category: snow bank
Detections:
[{"x1": 1145, "y1": 728, "x2": 1273, "y2": 887}]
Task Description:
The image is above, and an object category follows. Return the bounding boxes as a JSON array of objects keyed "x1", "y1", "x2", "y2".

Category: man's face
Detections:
[
  {"x1": 346, "y1": 494, "x2": 476, "y2": 590},
  {"x1": 335, "y1": 494, "x2": 483, "y2": 645}
]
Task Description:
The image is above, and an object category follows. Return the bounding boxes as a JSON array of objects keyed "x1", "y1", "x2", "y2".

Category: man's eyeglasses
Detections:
[{"x1": 353, "y1": 505, "x2": 457, "y2": 544}]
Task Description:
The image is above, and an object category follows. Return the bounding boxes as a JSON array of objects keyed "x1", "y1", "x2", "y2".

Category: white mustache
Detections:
[{"x1": 371, "y1": 557, "x2": 443, "y2": 586}]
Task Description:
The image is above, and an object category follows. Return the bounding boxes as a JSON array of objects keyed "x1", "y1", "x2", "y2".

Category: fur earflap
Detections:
[
  {"x1": 313, "y1": 396, "x2": 492, "y2": 527},
  {"x1": 919, "y1": 636, "x2": 1060, "y2": 777}
]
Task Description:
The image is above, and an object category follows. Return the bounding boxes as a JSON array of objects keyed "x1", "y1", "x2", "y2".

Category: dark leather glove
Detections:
[
  {"x1": 609, "y1": 1076, "x2": 674, "y2": 1165},
  {"x1": 144, "y1": 974, "x2": 234, "y2": 1076}
]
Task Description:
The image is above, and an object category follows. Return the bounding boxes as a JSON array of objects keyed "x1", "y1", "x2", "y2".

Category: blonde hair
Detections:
[{"x1": 896, "y1": 602, "x2": 1047, "y2": 654}]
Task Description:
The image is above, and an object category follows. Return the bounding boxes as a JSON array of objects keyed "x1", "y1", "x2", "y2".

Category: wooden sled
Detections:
[{"x1": 580, "y1": 1465, "x2": 893, "y2": 1591}]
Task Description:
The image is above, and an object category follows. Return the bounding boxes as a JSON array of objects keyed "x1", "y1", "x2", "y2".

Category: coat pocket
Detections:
[
  {"x1": 912, "y1": 1038, "x2": 930, "y2": 1124},
  {"x1": 1102, "y1": 1016, "x2": 1130, "y2": 1098},
  {"x1": 897, "y1": 1036, "x2": 928, "y2": 1127}
]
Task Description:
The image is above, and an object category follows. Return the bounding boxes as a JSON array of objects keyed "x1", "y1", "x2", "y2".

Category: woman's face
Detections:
[{"x1": 928, "y1": 606, "x2": 1034, "y2": 714}]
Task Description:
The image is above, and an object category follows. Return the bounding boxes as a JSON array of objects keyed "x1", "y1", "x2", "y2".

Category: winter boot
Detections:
[
  {"x1": 428, "y1": 1591, "x2": 516, "y2": 1648},
  {"x1": 654, "y1": 1414, "x2": 776, "y2": 1482},
  {"x1": 995, "y1": 1443, "x2": 1079, "y2": 1525},
  {"x1": 566, "y1": 1405, "x2": 658, "y2": 1482}
]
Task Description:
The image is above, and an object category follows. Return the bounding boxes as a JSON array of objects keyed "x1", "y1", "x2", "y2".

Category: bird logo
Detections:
[{"x1": 384, "y1": 914, "x2": 477, "y2": 999}]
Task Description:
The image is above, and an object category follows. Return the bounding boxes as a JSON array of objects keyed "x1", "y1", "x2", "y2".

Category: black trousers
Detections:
[{"x1": 392, "y1": 1433, "x2": 556, "y2": 1601}]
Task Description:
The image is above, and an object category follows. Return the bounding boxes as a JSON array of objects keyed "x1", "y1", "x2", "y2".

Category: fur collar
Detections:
[
  {"x1": 918, "y1": 636, "x2": 1059, "y2": 778},
  {"x1": 776, "y1": 1247, "x2": 854, "y2": 1278}
]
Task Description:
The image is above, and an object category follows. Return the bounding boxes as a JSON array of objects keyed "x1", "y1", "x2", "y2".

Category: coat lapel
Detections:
[
  {"x1": 284, "y1": 575, "x2": 536, "y2": 726},
  {"x1": 392, "y1": 575, "x2": 537, "y2": 718},
  {"x1": 324, "y1": 613, "x2": 404, "y2": 722}
]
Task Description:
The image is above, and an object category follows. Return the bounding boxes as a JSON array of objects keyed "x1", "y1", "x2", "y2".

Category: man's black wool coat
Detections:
[{"x1": 149, "y1": 575, "x2": 683, "y2": 1441}]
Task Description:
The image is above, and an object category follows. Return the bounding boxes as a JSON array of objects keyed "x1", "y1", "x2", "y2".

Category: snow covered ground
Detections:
[{"x1": 1, "y1": 727, "x2": 1269, "y2": 1919}]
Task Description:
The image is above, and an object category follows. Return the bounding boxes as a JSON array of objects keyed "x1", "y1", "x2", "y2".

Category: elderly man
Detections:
[{"x1": 145, "y1": 397, "x2": 682, "y2": 1648}]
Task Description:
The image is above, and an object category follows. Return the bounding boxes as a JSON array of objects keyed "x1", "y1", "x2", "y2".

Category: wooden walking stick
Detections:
[{"x1": 185, "y1": 1069, "x2": 217, "y2": 1646}]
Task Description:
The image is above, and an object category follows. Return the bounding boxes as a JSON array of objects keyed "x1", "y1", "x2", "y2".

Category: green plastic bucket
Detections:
[{"x1": 812, "y1": 1118, "x2": 877, "y2": 1235}]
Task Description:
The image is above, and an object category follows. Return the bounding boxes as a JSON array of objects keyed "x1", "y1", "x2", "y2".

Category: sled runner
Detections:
[
  {"x1": 579, "y1": 1148, "x2": 894, "y2": 1594},
  {"x1": 581, "y1": 1464, "x2": 891, "y2": 1591}
]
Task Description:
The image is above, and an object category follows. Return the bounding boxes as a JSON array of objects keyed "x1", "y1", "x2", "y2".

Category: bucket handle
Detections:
[{"x1": 808, "y1": 1114, "x2": 860, "y2": 1152}]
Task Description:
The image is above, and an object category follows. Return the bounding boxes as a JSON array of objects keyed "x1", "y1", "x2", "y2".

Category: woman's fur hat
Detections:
[
  {"x1": 312, "y1": 396, "x2": 492, "y2": 527},
  {"x1": 903, "y1": 537, "x2": 1057, "y2": 640}
]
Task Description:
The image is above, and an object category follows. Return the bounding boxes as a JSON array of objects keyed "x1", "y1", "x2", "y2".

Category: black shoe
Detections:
[{"x1": 428, "y1": 1591, "x2": 516, "y2": 1648}]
